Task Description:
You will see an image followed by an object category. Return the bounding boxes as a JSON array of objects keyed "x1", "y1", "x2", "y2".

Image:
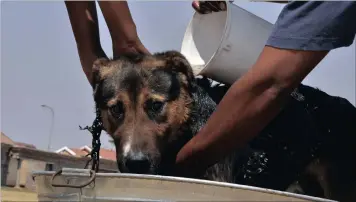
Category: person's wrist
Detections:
[
  {"x1": 112, "y1": 22, "x2": 138, "y2": 44},
  {"x1": 112, "y1": 30, "x2": 141, "y2": 57}
]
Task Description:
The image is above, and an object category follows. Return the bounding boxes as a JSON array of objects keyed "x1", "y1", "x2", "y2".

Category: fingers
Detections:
[
  {"x1": 192, "y1": 1, "x2": 200, "y2": 12},
  {"x1": 204, "y1": 1, "x2": 222, "y2": 12},
  {"x1": 136, "y1": 42, "x2": 151, "y2": 55},
  {"x1": 192, "y1": 1, "x2": 231, "y2": 14},
  {"x1": 113, "y1": 42, "x2": 151, "y2": 58}
]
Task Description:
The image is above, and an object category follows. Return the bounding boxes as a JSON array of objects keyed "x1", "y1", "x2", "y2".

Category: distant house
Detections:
[
  {"x1": 1, "y1": 132, "x2": 118, "y2": 191},
  {"x1": 1, "y1": 132, "x2": 14, "y2": 185},
  {"x1": 1, "y1": 132, "x2": 15, "y2": 145},
  {"x1": 14, "y1": 142, "x2": 37, "y2": 149},
  {"x1": 1, "y1": 132, "x2": 36, "y2": 149},
  {"x1": 55, "y1": 145, "x2": 116, "y2": 161}
]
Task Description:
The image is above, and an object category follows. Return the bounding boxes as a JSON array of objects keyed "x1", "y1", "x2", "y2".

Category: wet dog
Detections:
[{"x1": 91, "y1": 50, "x2": 356, "y2": 201}]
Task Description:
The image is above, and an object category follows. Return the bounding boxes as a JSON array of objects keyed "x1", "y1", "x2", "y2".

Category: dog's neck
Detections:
[
  {"x1": 158, "y1": 83, "x2": 218, "y2": 174},
  {"x1": 162, "y1": 84, "x2": 217, "y2": 156},
  {"x1": 160, "y1": 78, "x2": 238, "y2": 182},
  {"x1": 188, "y1": 84, "x2": 217, "y2": 136},
  {"x1": 179, "y1": 84, "x2": 238, "y2": 182}
]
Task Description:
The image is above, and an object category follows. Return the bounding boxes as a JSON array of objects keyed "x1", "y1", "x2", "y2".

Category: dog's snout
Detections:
[{"x1": 124, "y1": 152, "x2": 151, "y2": 174}]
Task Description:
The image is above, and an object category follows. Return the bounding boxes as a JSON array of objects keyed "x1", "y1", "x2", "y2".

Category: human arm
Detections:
[
  {"x1": 176, "y1": 1, "x2": 356, "y2": 177},
  {"x1": 65, "y1": 1, "x2": 150, "y2": 85},
  {"x1": 65, "y1": 1, "x2": 107, "y2": 85},
  {"x1": 97, "y1": 1, "x2": 150, "y2": 58},
  {"x1": 176, "y1": 46, "x2": 328, "y2": 176}
]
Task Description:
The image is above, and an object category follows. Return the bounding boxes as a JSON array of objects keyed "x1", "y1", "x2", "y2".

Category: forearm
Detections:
[
  {"x1": 175, "y1": 46, "x2": 328, "y2": 176},
  {"x1": 65, "y1": 1, "x2": 106, "y2": 84},
  {"x1": 97, "y1": 1, "x2": 137, "y2": 57}
]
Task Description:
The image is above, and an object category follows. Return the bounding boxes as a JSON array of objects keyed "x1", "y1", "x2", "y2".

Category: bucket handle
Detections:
[{"x1": 51, "y1": 168, "x2": 96, "y2": 188}]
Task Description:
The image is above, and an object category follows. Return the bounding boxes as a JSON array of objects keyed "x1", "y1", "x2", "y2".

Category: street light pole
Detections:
[{"x1": 41, "y1": 104, "x2": 55, "y2": 152}]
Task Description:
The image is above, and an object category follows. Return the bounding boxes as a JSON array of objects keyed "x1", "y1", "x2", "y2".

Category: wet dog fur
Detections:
[{"x1": 91, "y1": 50, "x2": 356, "y2": 201}]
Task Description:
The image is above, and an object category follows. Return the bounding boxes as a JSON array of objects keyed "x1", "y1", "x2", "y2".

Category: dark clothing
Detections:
[{"x1": 266, "y1": 1, "x2": 356, "y2": 51}]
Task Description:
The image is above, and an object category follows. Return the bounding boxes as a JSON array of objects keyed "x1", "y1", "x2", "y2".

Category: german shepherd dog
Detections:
[{"x1": 91, "y1": 50, "x2": 356, "y2": 201}]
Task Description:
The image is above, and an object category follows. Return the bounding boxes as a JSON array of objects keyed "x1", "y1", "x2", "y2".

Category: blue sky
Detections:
[{"x1": 1, "y1": 1, "x2": 355, "y2": 151}]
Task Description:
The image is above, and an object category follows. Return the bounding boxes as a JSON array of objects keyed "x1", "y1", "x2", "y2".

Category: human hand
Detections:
[
  {"x1": 112, "y1": 27, "x2": 151, "y2": 58},
  {"x1": 192, "y1": 1, "x2": 234, "y2": 14}
]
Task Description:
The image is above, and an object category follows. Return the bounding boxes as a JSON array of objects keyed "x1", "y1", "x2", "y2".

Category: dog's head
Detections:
[{"x1": 92, "y1": 51, "x2": 196, "y2": 174}]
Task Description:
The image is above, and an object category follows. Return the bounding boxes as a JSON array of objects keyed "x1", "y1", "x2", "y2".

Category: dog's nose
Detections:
[{"x1": 124, "y1": 152, "x2": 151, "y2": 174}]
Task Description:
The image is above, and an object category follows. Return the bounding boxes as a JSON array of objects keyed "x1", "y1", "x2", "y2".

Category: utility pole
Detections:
[{"x1": 41, "y1": 104, "x2": 54, "y2": 152}]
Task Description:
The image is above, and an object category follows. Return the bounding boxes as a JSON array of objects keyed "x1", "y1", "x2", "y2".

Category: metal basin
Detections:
[{"x1": 32, "y1": 168, "x2": 335, "y2": 202}]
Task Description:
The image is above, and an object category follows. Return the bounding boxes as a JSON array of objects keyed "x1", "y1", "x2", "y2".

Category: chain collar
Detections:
[{"x1": 79, "y1": 105, "x2": 103, "y2": 172}]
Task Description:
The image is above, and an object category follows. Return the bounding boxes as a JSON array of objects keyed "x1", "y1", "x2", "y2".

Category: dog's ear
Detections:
[
  {"x1": 91, "y1": 57, "x2": 111, "y2": 89},
  {"x1": 158, "y1": 51, "x2": 196, "y2": 90}
]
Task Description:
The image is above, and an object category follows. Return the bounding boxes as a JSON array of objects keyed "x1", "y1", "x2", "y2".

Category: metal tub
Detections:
[{"x1": 32, "y1": 168, "x2": 335, "y2": 202}]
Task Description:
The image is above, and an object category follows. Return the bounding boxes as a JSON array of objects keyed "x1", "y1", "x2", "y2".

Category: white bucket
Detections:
[{"x1": 180, "y1": 1, "x2": 274, "y2": 85}]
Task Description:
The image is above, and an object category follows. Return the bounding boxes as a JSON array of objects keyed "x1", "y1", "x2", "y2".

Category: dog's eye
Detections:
[
  {"x1": 109, "y1": 102, "x2": 124, "y2": 119},
  {"x1": 150, "y1": 101, "x2": 164, "y2": 113}
]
